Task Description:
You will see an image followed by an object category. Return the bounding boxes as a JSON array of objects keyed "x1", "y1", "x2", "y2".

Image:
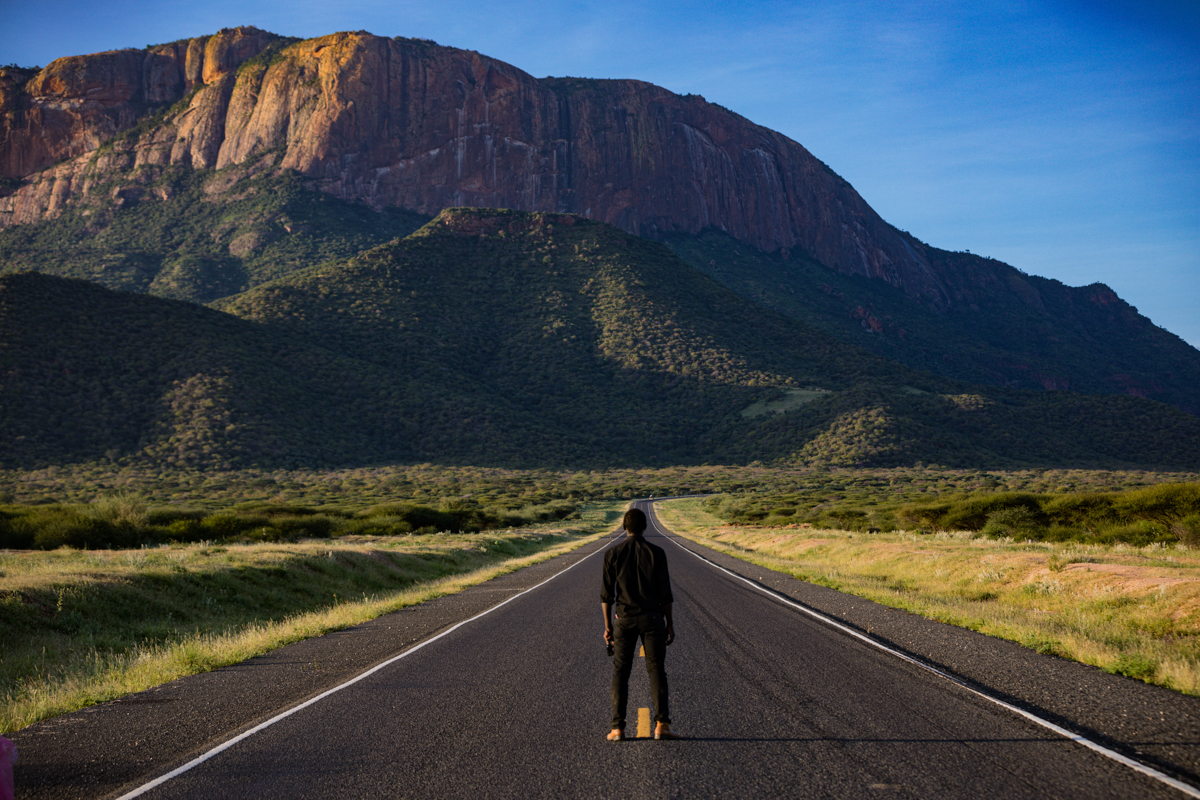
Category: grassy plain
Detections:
[
  {"x1": 0, "y1": 502, "x2": 624, "y2": 733},
  {"x1": 656, "y1": 498, "x2": 1200, "y2": 696}
]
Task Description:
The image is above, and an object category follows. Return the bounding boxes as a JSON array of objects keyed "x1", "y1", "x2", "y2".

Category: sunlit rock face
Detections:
[{"x1": 0, "y1": 29, "x2": 945, "y2": 302}]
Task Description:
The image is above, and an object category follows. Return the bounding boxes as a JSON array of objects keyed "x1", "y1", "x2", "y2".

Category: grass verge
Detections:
[
  {"x1": 0, "y1": 502, "x2": 624, "y2": 733},
  {"x1": 656, "y1": 498, "x2": 1200, "y2": 695}
]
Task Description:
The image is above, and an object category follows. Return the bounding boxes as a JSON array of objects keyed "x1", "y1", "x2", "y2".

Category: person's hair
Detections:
[{"x1": 623, "y1": 508, "x2": 647, "y2": 535}]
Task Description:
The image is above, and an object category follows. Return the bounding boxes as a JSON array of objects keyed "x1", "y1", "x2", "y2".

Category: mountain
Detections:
[
  {"x1": 0, "y1": 28, "x2": 924, "y2": 293},
  {"x1": 2, "y1": 208, "x2": 1198, "y2": 471},
  {"x1": 1, "y1": 27, "x2": 1197, "y2": 415},
  {"x1": 664, "y1": 230, "x2": 1200, "y2": 413}
]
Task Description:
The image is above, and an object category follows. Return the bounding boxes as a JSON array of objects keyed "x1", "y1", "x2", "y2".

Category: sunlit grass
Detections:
[
  {"x1": 656, "y1": 499, "x2": 1200, "y2": 695},
  {"x1": 0, "y1": 503, "x2": 624, "y2": 732}
]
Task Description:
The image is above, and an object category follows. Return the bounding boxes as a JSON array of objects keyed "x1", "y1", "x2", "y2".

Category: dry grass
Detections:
[
  {"x1": 0, "y1": 504, "x2": 623, "y2": 732},
  {"x1": 656, "y1": 499, "x2": 1200, "y2": 695}
]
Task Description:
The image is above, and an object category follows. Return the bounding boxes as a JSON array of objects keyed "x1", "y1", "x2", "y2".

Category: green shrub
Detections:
[
  {"x1": 1109, "y1": 653, "x2": 1158, "y2": 681},
  {"x1": 1042, "y1": 493, "x2": 1117, "y2": 528},
  {"x1": 981, "y1": 506, "x2": 1047, "y2": 538},
  {"x1": 272, "y1": 514, "x2": 335, "y2": 539},
  {"x1": 146, "y1": 508, "x2": 206, "y2": 526},
  {"x1": 161, "y1": 518, "x2": 207, "y2": 542},
  {"x1": 362, "y1": 503, "x2": 457, "y2": 532},
  {"x1": 1093, "y1": 521, "x2": 1172, "y2": 547},
  {"x1": 28, "y1": 509, "x2": 133, "y2": 549},
  {"x1": 85, "y1": 493, "x2": 149, "y2": 530},
  {"x1": 942, "y1": 494, "x2": 1045, "y2": 531},
  {"x1": 0, "y1": 513, "x2": 34, "y2": 549},
  {"x1": 1173, "y1": 514, "x2": 1200, "y2": 548},
  {"x1": 1114, "y1": 483, "x2": 1200, "y2": 525},
  {"x1": 200, "y1": 513, "x2": 269, "y2": 538},
  {"x1": 897, "y1": 503, "x2": 953, "y2": 530}
]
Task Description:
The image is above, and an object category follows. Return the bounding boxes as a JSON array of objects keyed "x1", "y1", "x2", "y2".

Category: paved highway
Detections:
[
  {"x1": 87, "y1": 501, "x2": 1192, "y2": 799},
  {"x1": 13, "y1": 501, "x2": 1200, "y2": 798}
]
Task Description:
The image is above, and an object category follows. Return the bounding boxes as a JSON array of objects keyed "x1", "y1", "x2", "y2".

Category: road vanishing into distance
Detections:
[{"x1": 13, "y1": 501, "x2": 1200, "y2": 799}]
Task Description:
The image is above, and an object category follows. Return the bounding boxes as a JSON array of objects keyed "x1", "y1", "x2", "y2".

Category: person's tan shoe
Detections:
[
  {"x1": 654, "y1": 722, "x2": 679, "y2": 740},
  {"x1": 606, "y1": 728, "x2": 625, "y2": 742}
]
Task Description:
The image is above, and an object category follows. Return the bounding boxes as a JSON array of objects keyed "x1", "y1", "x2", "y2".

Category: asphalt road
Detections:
[{"x1": 13, "y1": 501, "x2": 1200, "y2": 798}]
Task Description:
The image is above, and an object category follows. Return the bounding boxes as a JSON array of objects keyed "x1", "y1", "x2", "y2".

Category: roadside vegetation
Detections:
[
  {"x1": 4, "y1": 463, "x2": 1195, "y2": 538},
  {"x1": 3, "y1": 463, "x2": 1197, "y2": 729},
  {"x1": 0, "y1": 492, "x2": 582, "y2": 551},
  {"x1": 656, "y1": 497, "x2": 1200, "y2": 696},
  {"x1": 704, "y1": 481, "x2": 1200, "y2": 547},
  {"x1": 0, "y1": 503, "x2": 624, "y2": 733}
]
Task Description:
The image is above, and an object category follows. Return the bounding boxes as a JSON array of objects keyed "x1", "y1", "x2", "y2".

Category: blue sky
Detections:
[{"x1": 2, "y1": 0, "x2": 1197, "y2": 347}]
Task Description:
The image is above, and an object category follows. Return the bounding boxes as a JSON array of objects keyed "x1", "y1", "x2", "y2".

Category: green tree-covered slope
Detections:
[
  {"x1": 666, "y1": 229, "x2": 1200, "y2": 414},
  {"x1": 0, "y1": 161, "x2": 428, "y2": 303},
  {"x1": 3, "y1": 208, "x2": 1198, "y2": 470}
]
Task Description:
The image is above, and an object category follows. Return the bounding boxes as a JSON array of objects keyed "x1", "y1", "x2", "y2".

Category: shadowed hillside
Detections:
[{"x1": 7, "y1": 208, "x2": 1192, "y2": 471}]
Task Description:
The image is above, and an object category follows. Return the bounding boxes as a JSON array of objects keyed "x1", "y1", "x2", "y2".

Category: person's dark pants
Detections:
[{"x1": 610, "y1": 611, "x2": 670, "y2": 730}]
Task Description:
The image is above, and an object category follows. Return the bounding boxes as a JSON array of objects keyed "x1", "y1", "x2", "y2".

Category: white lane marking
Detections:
[
  {"x1": 116, "y1": 532, "x2": 624, "y2": 800},
  {"x1": 644, "y1": 505, "x2": 1200, "y2": 799}
]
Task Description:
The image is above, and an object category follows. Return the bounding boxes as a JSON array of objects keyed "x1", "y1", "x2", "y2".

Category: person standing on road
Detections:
[{"x1": 601, "y1": 507, "x2": 678, "y2": 741}]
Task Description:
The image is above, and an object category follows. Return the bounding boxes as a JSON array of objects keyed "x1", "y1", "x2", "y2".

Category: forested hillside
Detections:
[{"x1": 3, "y1": 208, "x2": 1197, "y2": 471}]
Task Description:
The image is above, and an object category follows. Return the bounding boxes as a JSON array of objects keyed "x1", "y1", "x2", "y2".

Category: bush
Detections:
[
  {"x1": 981, "y1": 506, "x2": 1047, "y2": 539},
  {"x1": 0, "y1": 513, "x2": 34, "y2": 549},
  {"x1": 272, "y1": 514, "x2": 335, "y2": 539},
  {"x1": 941, "y1": 494, "x2": 1045, "y2": 531},
  {"x1": 26, "y1": 508, "x2": 138, "y2": 549},
  {"x1": 362, "y1": 503, "x2": 457, "y2": 532},
  {"x1": 201, "y1": 513, "x2": 269, "y2": 539},
  {"x1": 86, "y1": 493, "x2": 148, "y2": 530},
  {"x1": 1114, "y1": 483, "x2": 1200, "y2": 525},
  {"x1": 147, "y1": 508, "x2": 206, "y2": 526},
  {"x1": 1172, "y1": 514, "x2": 1200, "y2": 548},
  {"x1": 1093, "y1": 521, "x2": 1172, "y2": 548}
]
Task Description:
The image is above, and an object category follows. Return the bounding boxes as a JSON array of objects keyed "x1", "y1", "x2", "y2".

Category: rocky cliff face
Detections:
[
  {"x1": 0, "y1": 29, "x2": 944, "y2": 303},
  {"x1": 0, "y1": 28, "x2": 282, "y2": 178}
]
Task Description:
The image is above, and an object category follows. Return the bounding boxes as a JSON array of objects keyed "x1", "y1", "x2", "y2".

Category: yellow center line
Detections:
[{"x1": 637, "y1": 708, "x2": 651, "y2": 739}]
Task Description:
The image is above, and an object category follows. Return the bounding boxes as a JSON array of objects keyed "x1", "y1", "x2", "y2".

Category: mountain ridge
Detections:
[
  {"x1": 0, "y1": 27, "x2": 1197, "y2": 417},
  {"x1": 0, "y1": 27, "x2": 965, "y2": 303}
]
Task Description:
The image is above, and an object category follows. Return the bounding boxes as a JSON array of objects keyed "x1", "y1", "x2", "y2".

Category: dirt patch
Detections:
[{"x1": 1061, "y1": 562, "x2": 1197, "y2": 592}]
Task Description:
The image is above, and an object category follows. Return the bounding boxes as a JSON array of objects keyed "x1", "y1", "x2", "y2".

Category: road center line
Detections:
[
  {"x1": 115, "y1": 532, "x2": 624, "y2": 800},
  {"x1": 647, "y1": 505, "x2": 1200, "y2": 799}
]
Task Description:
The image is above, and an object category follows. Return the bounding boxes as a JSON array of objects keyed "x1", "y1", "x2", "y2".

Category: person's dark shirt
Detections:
[{"x1": 600, "y1": 534, "x2": 674, "y2": 616}]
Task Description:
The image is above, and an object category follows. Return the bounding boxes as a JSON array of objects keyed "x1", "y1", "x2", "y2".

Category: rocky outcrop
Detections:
[
  {"x1": 0, "y1": 30, "x2": 944, "y2": 302},
  {"x1": 0, "y1": 28, "x2": 282, "y2": 181}
]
